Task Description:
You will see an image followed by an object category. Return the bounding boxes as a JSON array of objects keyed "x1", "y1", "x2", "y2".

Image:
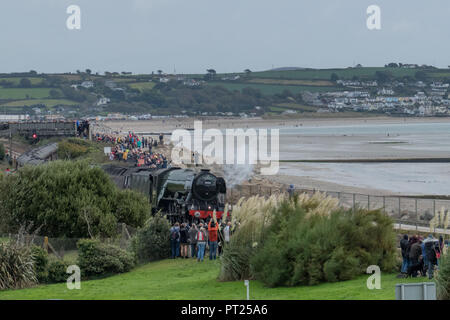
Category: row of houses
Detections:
[{"x1": 325, "y1": 90, "x2": 450, "y2": 116}]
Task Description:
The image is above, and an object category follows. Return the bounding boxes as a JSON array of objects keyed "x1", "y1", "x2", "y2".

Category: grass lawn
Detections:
[{"x1": 0, "y1": 259, "x2": 428, "y2": 300}]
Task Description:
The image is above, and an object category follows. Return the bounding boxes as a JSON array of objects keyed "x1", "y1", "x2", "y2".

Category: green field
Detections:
[
  {"x1": 246, "y1": 79, "x2": 334, "y2": 86},
  {"x1": 208, "y1": 82, "x2": 338, "y2": 95},
  {"x1": 246, "y1": 67, "x2": 422, "y2": 80},
  {"x1": 0, "y1": 77, "x2": 44, "y2": 85},
  {"x1": 0, "y1": 259, "x2": 426, "y2": 300},
  {"x1": 128, "y1": 81, "x2": 156, "y2": 91},
  {"x1": 0, "y1": 88, "x2": 59, "y2": 100},
  {"x1": 426, "y1": 71, "x2": 450, "y2": 79}
]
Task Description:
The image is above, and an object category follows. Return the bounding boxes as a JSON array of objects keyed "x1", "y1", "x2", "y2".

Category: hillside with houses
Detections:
[{"x1": 1, "y1": 64, "x2": 450, "y2": 121}]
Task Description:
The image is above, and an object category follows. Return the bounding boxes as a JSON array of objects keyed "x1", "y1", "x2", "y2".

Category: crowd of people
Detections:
[
  {"x1": 169, "y1": 218, "x2": 233, "y2": 262},
  {"x1": 95, "y1": 132, "x2": 170, "y2": 169},
  {"x1": 3, "y1": 152, "x2": 18, "y2": 174},
  {"x1": 400, "y1": 234, "x2": 447, "y2": 279}
]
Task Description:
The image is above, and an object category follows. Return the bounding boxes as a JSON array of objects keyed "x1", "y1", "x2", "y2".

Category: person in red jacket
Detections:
[{"x1": 208, "y1": 220, "x2": 219, "y2": 260}]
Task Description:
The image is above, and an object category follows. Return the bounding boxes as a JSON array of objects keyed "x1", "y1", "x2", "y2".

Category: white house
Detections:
[
  {"x1": 96, "y1": 97, "x2": 110, "y2": 106},
  {"x1": 81, "y1": 81, "x2": 94, "y2": 89}
]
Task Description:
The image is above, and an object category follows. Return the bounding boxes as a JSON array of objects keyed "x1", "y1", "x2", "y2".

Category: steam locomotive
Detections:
[{"x1": 104, "y1": 165, "x2": 229, "y2": 222}]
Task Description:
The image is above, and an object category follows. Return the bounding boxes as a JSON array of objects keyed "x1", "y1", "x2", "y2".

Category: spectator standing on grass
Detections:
[
  {"x1": 400, "y1": 234, "x2": 410, "y2": 274},
  {"x1": 189, "y1": 224, "x2": 198, "y2": 258},
  {"x1": 180, "y1": 223, "x2": 189, "y2": 259},
  {"x1": 421, "y1": 239, "x2": 428, "y2": 276},
  {"x1": 424, "y1": 234, "x2": 439, "y2": 279},
  {"x1": 170, "y1": 222, "x2": 180, "y2": 259},
  {"x1": 407, "y1": 237, "x2": 422, "y2": 278},
  {"x1": 208, "y1": 220, "x2": 219, "y2": 260},
  {"x1": 196, "y1": 227, "x2": 207, "y2": 262}
]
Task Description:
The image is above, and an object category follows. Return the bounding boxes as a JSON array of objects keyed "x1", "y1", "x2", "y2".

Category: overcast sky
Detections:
[{"x1": 0, "y1": 0, "x2": 449, "y2": 74}]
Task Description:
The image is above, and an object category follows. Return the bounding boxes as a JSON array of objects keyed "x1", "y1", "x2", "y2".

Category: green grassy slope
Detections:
[
  {"x1": 0, "y1": 259, "x2": 427, "y2": 300},
  {"x1": 0, "y1": 88, "x2": 60, "y2": 100},
  {"x1": 207, "y1": 82, "x2": 338, "y2": 95}
]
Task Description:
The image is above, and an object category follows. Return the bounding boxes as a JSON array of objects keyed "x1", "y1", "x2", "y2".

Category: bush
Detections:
[
  {"x1": 132, "y1": 213, "x2": 170, "y2": 263},
  {"x1": 57, "y1": 139, "x2": 90, "y2": 160},
  {"x1": 0, "y1": 143, "x2": 5, "y2": 161},
  {"x1": 47, "y1": 259, "x2": 69, "y2": 283},
  {"x1": 436, "y1": 251, "x2": 450, "y2": 300},
  {"x1": 0, "y1": 160, "x2": 150, "y2": 237},
  {"x1": 0, "y1": 242, "x2": 37, "y2": 290},
  {"x1": 218, "y1": 195, "x2": 277, "y2": 281},
  {"x1": 251, "y1": 204, "x2": 396, "y2": 287},
  {"x1": 219, "y1": 193, "x2": 397, "y2": 287},
  {"x1": 31, "y1": 246, "x2": 49, "y2": 283},
  {"x1": 77, "y1": 239, "x2": 135, "y2": 278}
]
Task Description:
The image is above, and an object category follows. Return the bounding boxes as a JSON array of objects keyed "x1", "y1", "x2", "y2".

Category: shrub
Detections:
[
  {"x1": 218, "y1": 195, "x2": 280, "y2": 281},
  {"x1": 57, "y1": 139, "x2": 90, "y2": 160},
  {"x1": 0, "y1": 143, "x2": 5, "y2": 161},
  {"x1": 0, "y1": 242, "x2": 37, "y2": 290},
  {"x1": 31, "y1": 246, "x2": 49, "y2": 283},
  {"x1": 0, "y1": 160, "x2": 150, "y2": 238},
  {"x1": 132, "y1": 213, "x2": 170, "y2": 263},
  {"x1": 47, "y1": 259, "x2": 69, "y2": 283},
  {"x1": 436, "y1": 251, "x2": 450, "y2": 300},
  {"x1": 113, "y1": 189, "x2": 150, "y2": 229},
  {"x1": 219, "y1": 193, "x2": 397, "y2": 287},
  {"x1": 77, "y1": 239, "x2": 135, "y2": 278}
]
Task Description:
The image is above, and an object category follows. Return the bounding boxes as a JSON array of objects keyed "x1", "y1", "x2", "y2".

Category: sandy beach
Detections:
[{"x1": 101, "y1": 116, "x2": 450, "y2": 134}]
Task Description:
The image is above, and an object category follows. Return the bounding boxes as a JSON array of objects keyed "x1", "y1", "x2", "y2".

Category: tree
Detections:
[
  {"x1": 330, "y1": 73, "x2": 339, "y2": 82},
  {"x1": 157, "y1": 70, "x2": 163, "y2": 75},
  {"x1": 0, "y1": 143, "x2": 5, "y2": 161},
  {"x1": 85, "y1": 69, "x2": 92, "y2": 75},
  {"x1": 386, "y1": 63, "x2": 399, "y2": 68},
  {"x1": 375, "y1": 71, "x2": 392, "y2": 83},
  {"x1": 244, "y1": 69, "x2": 252, "y2": 77},
  {"x1": 19, "y1": 78, "x2": 32, "y2": 88},
  {"x1": 415, "y1": 71, "x2": 427, "y2": 81},
  {"x1": 206, "y1": 69, "x2": 216, "y2": 80},
  {"x1": 49, "y1": 89, "x2": 62, "y2": 99}
]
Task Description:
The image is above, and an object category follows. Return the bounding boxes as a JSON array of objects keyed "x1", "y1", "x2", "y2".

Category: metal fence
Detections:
[{"x1": 227, "y1": 185, "x2": 450, "y2": 234}]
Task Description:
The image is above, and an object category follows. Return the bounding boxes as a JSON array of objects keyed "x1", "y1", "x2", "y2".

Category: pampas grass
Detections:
[
  {"x1": 219, "y1": 192, "x2": 342, "y2": 281},
  {"x1": 430, "y1": 207, "x2": 450, "y2": 237}
]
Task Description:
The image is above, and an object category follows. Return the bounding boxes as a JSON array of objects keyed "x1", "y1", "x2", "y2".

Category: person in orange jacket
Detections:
[{"x1": 208, "y1": 219, "x2": 219, "y2": 260}]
